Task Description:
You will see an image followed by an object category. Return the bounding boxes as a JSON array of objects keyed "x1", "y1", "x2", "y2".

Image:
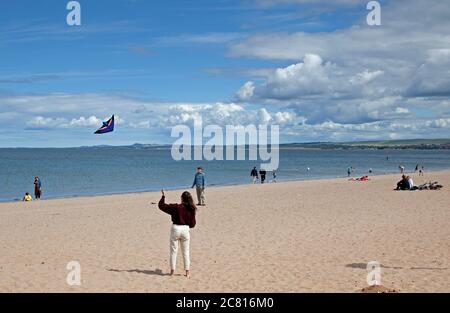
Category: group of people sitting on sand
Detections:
[{"x1": 395, "y1": 175, "x2": 443, "y2": 191}]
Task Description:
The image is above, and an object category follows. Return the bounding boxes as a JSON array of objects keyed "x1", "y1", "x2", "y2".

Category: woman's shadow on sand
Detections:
[{"x1": 107, "y1": 268, "x2": 179, "y2": 276}]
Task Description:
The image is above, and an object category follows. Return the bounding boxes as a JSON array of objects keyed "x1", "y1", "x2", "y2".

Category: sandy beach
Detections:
[{"x1": 0, "y1": 171, "x2": 449, "y2": 293}]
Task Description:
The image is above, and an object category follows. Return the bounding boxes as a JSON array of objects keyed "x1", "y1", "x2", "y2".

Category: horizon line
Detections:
[{"x1": 1, "y1": 138, "x2": 449, "y2": 149}]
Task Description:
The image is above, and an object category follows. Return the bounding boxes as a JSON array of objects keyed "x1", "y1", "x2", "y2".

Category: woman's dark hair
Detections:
[{"x1": 181, "y1": 191, "x2": 197, "y2": 213}]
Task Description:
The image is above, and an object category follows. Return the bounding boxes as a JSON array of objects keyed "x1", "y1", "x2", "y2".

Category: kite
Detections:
[{"x1": 94, "y1": 115, "x2": 115, "y2": 134}]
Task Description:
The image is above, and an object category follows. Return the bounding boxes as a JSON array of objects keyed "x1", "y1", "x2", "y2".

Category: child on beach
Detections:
[
  {"x1": 22, "y1": 192, "x2": 33, "y2": 202},
  {"x1": 158, "y1": 190, "x2": 197, "y2": 278}
]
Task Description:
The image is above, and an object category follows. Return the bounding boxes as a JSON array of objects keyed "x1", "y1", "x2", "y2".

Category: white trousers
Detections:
[{"x1": 170, "y1": 224, "x2": 190, "y2": 271}]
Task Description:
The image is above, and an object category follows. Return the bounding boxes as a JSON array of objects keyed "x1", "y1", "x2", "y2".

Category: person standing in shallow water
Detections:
[
  {"x1": 34, "y1": 177, "x2": 42, "y2": 200},
  {"x1": 158, "y1": 190, "x2": 197, "y2": 278}
]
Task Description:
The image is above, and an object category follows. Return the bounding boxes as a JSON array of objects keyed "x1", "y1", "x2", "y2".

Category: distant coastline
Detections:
[
  {"x1": 278, "y1": 138, "x2": 450, "y2": 150},
  {"x1": 2, "y1": 138, "x2": 449, "y2": 150}
]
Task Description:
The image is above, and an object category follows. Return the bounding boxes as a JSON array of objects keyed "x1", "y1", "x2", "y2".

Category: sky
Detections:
[{"x1": 0, "y1": 0, "x2": 449, "y2": 147}]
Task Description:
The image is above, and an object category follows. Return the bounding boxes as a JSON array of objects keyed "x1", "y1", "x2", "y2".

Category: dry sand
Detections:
[{"x1": 0, "y1": 171, "x2": 449, "y2": 292}]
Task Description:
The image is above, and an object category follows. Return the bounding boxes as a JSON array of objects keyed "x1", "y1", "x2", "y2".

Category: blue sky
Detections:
[{"x1": 0, "y1": 0, "x2": 449, "y2": 147}]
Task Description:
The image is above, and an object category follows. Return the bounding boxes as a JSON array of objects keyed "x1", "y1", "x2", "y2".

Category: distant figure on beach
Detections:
[
  {"x1": 272, "y1": 171, "x2": 277, "y2": 183},
  {"x1": 22, "y1": 192, "x2": 32, "y2": 202},
  {"x1": 369, "y1": 168, "x2": 373, "y2": 174},
  {"x1": 259, "y1": 169, "x2": 267, "y2": 184},
  {"x1": 399, "y1": 165, "x2": 405, "y2": 174},
  {"x1": 396, "y1": 175, "x2": 409, "y2": 190},
  {"x1": 419, "y1": 165, "x2": 425, "y2": 176},
  {"x1": 407, "y1": 176, "x2": 415, "y2": 190},
  {"x1": 191, "y1": 167, "x2": 206, "y2": 206},
  {"x1": 34, "y1": 177, "x2": 42, "y2": 200},
  {"x1": 307, "y1": 167, "x2": 310, "y2": 172},
  {"x1": 347, "y1": 166, "x2": 353, "y2": 177},
  {"x1": 350, "y1": 175, "x2": 370, "y2": 182},
  {"x1": 158, "y1": 190, "x2": 196, "y2": 278},
  {"x1": 415, "y1": 164, "x2": 419, "y2": 172},
  {"x1": 250, "y1": 167, "x2": 258, "y2": 184},
  {"x1": 386, "y1": 156, "x2": 389, "y2": 161}
]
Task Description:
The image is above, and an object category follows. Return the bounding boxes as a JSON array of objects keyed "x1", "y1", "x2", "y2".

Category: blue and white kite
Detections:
[{"x1": 94, "y1": 115, "x2": 115, "y2": 134}]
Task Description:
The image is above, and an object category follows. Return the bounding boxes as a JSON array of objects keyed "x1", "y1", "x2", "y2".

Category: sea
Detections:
[{"x1": 1, "y1": 146, "x2": 450, "y2": 202}]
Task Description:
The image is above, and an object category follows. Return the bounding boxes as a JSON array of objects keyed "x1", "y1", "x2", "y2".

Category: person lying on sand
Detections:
[
  {"x1": 349, "y1": 175, "x2": 370, "y2": 182},
  {"x1": 417, "y1": 181, "x2": 443, "y2": 190}
]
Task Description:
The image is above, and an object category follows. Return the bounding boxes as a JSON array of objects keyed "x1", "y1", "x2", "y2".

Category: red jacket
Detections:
[{"x1": 158, "y1": 196, "x2": 196, "y2": 228}]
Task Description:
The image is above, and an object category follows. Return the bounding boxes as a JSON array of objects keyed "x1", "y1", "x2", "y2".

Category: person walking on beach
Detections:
[
  {"x1": 34, "y1": 177, "x2": 42, "y2": 200},
  {"x1": 415, "y1": 164, "x2": 419, "y2": 173},
  {"x1": 272, "y1": 170, "x2": 277, "y2": 183},
  {"x1": 419, "y1": 165, "x2": 425, "y2": 176},
  {"x1": 250, "y1": 167, "x2": 258, "y2": 184},
  {"x1": 191, "y1": 167, "x2": 206, "y2": 206},
  {"x1": 259, "y1": 168, "x2": 267, "y2": 184},
  {"x1": 158, "y1": 190, "x2": 196, "y2": 278},
  {"x1": 399, "y1": 165, "x2": 405, "y2": 174}
]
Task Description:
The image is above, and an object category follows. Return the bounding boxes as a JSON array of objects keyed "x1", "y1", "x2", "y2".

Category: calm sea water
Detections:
[{"x1": 1, "y1": 147, "x2": 449, "y2": 202}]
